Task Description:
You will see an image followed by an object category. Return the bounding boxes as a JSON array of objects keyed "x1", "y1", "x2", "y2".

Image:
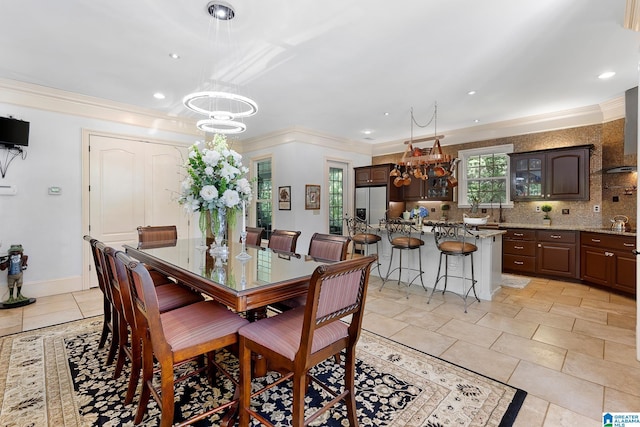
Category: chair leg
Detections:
[
  {"x1": 443, "y1": 255, "x2": 449, "y2": 293},
  {"x1": 134, "y1": 334, "x2": 154, "y2": 424},
  {"x1": 380, "y1": 247, "x2": 396, "y2": 290},
  {"x1": 427, "y1": 252, "x2": 445, "y2": 304},
  {"x1": 113, "y1": 314, "x2": 128, "y2": 379},
  {"x1": 106, "y1": 307, "x2": 119, "y2": 365},
  {"x1": 344, "y1": 345, "x2": 359, "y2": 427},
  {"x1": 238, "y1": 338, "x2": 253, "y2": 426},
  {"x1": 98, "y1": 297, "x2": 111, "y2": 349},
  {"x1": 291, "y1": 371, "x2": 307, "y2": 427},
  {"x1": 396, "y1": 249, "x2": 403, "y2": 287},
  {"x1": 372, "y1": 242, "x2": 383, "y2": 278},
  {"x1": 159, "y1": 364, "x2": 176, "y2": 427},
  {"x1": 125, "y1": 333, "x2": 141, "y2": 405}
]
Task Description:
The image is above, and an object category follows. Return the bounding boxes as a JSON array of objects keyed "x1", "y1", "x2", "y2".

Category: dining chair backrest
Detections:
[
  {"x1": 302, "y1": 255, "x2": 376, "y2": 349},
  {"x1": 102, "y1": 246, "x2": 138, "y2": 331},
  {"x1": 268, "y1": 229, "x2": 301, "y2": 253},
  {"x1": 137, "y1": 225, "x2": 178, "y2": 249},
  {"x1": 307, "y1": 232, "x2": 351, "y2": 262},
  {"x1": 84, "y1": 235, "x2": 108, "y2": 293},
  {"x1": 116, "y1": 252, "x2": 166, "y2": 353},
  {"x1": 243, "y1": 226, "x2": 266, "y2": 247}
]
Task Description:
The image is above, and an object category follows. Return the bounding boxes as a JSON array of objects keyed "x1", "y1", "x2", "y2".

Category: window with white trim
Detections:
[{"x1": 458, "y1": 144, "x2": 513, "y2": 207}]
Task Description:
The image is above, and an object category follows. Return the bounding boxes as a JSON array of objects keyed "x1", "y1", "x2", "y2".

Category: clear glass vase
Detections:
[{"x1": 210, "y1": 209, "x2": 228, "y2": 259}]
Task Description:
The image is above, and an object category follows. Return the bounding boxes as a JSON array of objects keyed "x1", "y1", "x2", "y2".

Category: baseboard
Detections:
[{"x1": 0, "y1": 276, "x2": 83, "y2": 300}]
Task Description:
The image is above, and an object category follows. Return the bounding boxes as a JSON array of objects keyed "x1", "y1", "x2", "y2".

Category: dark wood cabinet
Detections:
[
  {"x1": 503, "y1": 229, "x2": 537, "y2": 274},
  {"x1": 355, "y1": 165, "x2": 390, "y2": 187},
  {"x1": 510, "y1": 145, "x2": 591, "y2": 201},
  {"x1": 403, "y1": 175, "x2": 453, "y2": 201},
  {"x1": 580, "y1": 232, "x2": 636, "y2": 295},
  {"x1": 536, "y1": 230, "x2": 578, "y2": 279},
  {"x1": 503, "y1": 228, "x2": 578, "y2": 279}
]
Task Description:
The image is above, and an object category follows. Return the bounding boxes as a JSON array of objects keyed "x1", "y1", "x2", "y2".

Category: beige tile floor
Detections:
[{"x1": 0, "y1": 276, "x2": 638, "y2": 426}]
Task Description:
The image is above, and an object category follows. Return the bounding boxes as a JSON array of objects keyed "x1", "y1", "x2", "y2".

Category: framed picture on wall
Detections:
[
  {"x1": 278, "y1": 186, "x2": 291, "y2": 210},
  {"x1": 305, "y1": 184, "x2": 320, "y2": 210}
]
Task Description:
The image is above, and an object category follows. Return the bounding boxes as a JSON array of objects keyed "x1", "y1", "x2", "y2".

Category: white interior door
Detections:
[
  {"x1": 86, "y1": 134, "x2": 189, "y2": 288},
  {"x1": 144, "y1": 143, "x2": 190, "y2": 239}
]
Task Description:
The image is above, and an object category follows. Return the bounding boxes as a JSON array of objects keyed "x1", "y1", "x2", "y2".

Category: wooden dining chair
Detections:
[
  {"x1": 136, "y1": 225, "x2": 178, "y2": 249},
  {"x1": 271, "y1": 233, "x2": 351, "y2": 313},
  {"x1": 267, "y1": 229, "x2": 301, "y2": 253},
  {"x1": 307, "y1": 232, "x2": 351, "y2": 262},
  {"x1": 102, "y1": 245, "x2": 206, "y2": 404},
  {"x1": 238, "y1": 255, "x2": 377, "y2": 427},
  {"x1": 83, "y1": 235, "x2": 115, "y2": 354},
  {"x1": 117, "y1": 251, "x2": 250, "y2": 427},
  {"x1": 242, "y1": 226, "x2": 266, "y2": 247}
]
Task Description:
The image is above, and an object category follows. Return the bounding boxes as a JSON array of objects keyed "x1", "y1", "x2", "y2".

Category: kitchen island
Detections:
[{"x1": 373, "y1": 224, "x2": 505, "y2": 302}]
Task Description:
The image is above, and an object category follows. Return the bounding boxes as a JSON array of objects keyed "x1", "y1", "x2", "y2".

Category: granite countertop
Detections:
[{"x1": 482, "y1": 222, "x2": 637, "y2": 237}]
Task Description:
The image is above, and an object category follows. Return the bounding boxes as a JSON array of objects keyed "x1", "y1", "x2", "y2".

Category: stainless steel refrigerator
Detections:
[{"x1": 355, "y1": 186, "x2": 387, "y2": 225}]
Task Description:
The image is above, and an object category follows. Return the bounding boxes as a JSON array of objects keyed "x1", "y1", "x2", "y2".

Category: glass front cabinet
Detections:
[{"x1": 510, "y1": 145, "x2": 592, "y2": 201}]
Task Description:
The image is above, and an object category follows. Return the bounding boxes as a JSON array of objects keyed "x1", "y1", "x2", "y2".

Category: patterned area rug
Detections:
[{"x1": 0, "y1": 317, "x2": 526, "y2": 426}]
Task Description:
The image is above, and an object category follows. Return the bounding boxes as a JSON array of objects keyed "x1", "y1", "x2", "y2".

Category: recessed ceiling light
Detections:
[
  {"x1": 468, "y1": 90, "x2": 476, "y2": 95},
  {"x1": 169, "y1": 53, "x2": 180, "y2": 59},
  {"x1": 383, "y1": 112, "x2": 390, "y2": 116},
  {"x1": 153, "y1": 92, "x2": 166, "y2": 100},
  {"x1": 598, "y1": 71, "x2": 616, "y2": 79},
  {"x1": 474, "y1": 119, "x2": 480, "y2": 123},
  {"x1": 362, "y1": 129, "x2": 373, "y2": 135}
]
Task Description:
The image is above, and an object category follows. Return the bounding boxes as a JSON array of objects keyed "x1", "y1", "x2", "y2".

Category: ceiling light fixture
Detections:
[
  {"x1": 467, "y1": 90, "x2": 476, "y2": 95},
  {"x1": 153, "y1": 92, "x2": 166, "y2": 100},
  {"x1": 182, "y1": 1, "x2": 258, "y2": 134},
  {"x1": 598, "y1": 71, "x2": 616, "y2": 79}
]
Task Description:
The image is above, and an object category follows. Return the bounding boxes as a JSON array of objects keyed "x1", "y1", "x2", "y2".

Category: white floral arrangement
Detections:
[{"x1": 178, "y1": 134, "x2": 252, "y2": 231}]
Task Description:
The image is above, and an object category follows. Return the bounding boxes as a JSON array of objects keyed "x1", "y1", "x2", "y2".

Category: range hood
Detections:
[{"x1": 605, "y1": 165, "x2": 637, "y2": 173}]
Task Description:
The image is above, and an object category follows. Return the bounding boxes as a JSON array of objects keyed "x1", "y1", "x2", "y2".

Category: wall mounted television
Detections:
[{"x1": 0, "y1": 116, "x2": 30, "y2": 147}]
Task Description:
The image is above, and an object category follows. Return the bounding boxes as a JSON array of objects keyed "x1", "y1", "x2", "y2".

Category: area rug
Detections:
[
  {"x1": 0, "y1": 317, "x2": 526, "y2": 426},
  {"x1": 500, "y1": 273, "x2": 531, "y2": 289}
]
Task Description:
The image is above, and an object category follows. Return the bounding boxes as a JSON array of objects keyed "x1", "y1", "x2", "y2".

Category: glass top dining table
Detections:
[{"x1": 123, "y1": 239, "x2": 329, "y2": 312}]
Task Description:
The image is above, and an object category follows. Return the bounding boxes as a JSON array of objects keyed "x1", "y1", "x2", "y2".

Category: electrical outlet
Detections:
[
  {"x1": 535, "y1": 206, "x2": 541, "y2": 213},
  {"x1": 593, "y1": 205, "x2": 600, "y2": 213}
]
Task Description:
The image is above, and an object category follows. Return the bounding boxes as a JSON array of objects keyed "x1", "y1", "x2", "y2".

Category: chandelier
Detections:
[
  {"x1": 390, "y1": 103, "x2": 457, "y2": 187},
  {"x1": 183, "y1": 2, "x2": 258, "y2": 134}
]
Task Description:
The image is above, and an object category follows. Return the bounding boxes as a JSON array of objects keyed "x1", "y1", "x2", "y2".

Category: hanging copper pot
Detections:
[
  {"x1": 389, "y1": 165, "x2": 400, "y2": 177},
  {"x1": 393, "y1": 176, "x2": 404, "y2": 187},
  {"x1": 447, "y1": 160, "x2": 459, "y2": 187},
  {"x1": 402, "y1": 171, "x2": 411, "y2": 186}
]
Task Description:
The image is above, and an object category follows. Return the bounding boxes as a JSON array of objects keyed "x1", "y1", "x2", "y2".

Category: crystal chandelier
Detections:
[{"x1": 183, "y1": 2, "x2": 258, "y2": 134}]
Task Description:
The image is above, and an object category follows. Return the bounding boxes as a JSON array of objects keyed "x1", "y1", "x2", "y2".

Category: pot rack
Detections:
[{"x1": 390, "y1": 103, "x2": 458, "y2": 187}]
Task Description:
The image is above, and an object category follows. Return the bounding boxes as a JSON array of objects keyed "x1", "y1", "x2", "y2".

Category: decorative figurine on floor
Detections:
[{"x1": 0, "y1": 244, "x2": 36, "y2": 308}]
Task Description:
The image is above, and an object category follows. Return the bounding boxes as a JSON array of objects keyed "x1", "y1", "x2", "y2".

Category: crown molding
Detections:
[
  {"x1": 372, "y1": 99, "x2": 624, "y2": 156},
  {"x1": 0, "y1": 78, "x2": 200, "y2": 136},
  {"x1": 236, "y1": 126, "x2": 372, "y2": 156}
]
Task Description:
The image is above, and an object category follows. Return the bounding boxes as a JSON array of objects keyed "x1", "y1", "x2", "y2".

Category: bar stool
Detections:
[
  {"x1": 344, "y1": 214, "x2": 382, "y2": 277},
  {"x1": 427, "y1": 222, "x2": 480, "y2": 312},
  {"x1": 381, "y1": 218, "x2": 425, "y2": 297}
]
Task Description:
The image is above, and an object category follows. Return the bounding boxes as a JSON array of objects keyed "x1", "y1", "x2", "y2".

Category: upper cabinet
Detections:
[
  {"x1": 403, "y1": 175, "x2": 454, "y2": 201},
  {"x1": 355, "y1": 164, "x2": 391, "y2": 186},
  {"x1": 510, "y1": 145, "x2": 592, "y2": 201},
  {"x1": 354, "y1": 164, "x2": 402, "y2": 202}
]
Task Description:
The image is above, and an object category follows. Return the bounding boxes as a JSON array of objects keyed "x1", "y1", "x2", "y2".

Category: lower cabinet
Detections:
[
  {"x1": 503, "y1": 229, "x2": 578, "y2": 279},
  {"x1": 536, "y1": 230, "x2": 578, "y2": 279},
  {"x1": 580, "y1": 232, "x2": 636, "y2": 295}
]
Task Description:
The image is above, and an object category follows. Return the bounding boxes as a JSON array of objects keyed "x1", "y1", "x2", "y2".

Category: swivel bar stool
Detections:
[
  {"x1": 344, "y1": 214, "x2": 382, "y2": 277},
  {"x1": 381, "y1": 217, "x2": 425, "y2": 297},
  {"x1": 427, "y1": 222, "x2": 480, "y2": 312}
]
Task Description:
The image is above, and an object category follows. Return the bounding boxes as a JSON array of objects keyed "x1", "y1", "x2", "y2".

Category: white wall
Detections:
[
  {"x1": 0, "y1": 103, "x2": 197, "y2": 299},
  {"x1": 241, "y1": 136, "x2": 372, "y2": 253}
]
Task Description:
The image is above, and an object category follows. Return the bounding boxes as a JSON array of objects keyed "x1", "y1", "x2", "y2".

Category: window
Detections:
[
  {"x1": 255, "y1": 159, "x2": 272, "y2": 239},
  {"x1": 458, "y1": 144, "x2": 513, "y2": 207},
  {"x1": 328, "y1": 167, "x2": 344, "y2": 234}
]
